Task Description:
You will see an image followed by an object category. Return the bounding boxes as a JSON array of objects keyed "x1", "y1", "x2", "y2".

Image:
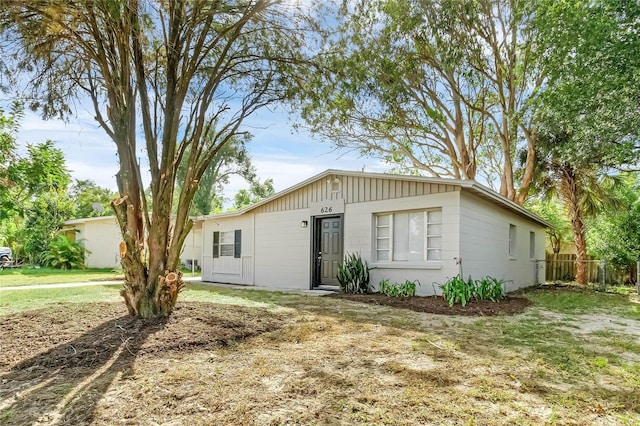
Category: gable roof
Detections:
[
  {"x1": 63, "y1": 215, "x2": 117, "y2": 226},
  {"x1": 199, "y1": 169, "x2": 549, "y2": 228}
]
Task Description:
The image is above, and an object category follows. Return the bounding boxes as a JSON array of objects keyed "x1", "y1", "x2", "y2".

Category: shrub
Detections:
[
  {"x1": 440, "y1": 275, "x2": 475, "y2": 307},
  {"x1": 337, "y1": 252, "x2": 371, "y2": 294},
  {"x1": 474, "y1": 276, "x2": 506, "y2": 302},
  {"x1": 379, "y1": 279, "x2": 420, "y2": 297},
  {"x1": 40, "y1": 235, "x2": 89, "y2": 269},
  {"x1": 439, "y1": 275, "x2": 507, "y2": 306}
]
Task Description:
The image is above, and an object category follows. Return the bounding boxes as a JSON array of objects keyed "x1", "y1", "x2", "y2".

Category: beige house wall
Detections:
[
  {"x1": 200, "y1": 170, "x2": 548, "y2": 294},
  {"x1": 458, "y1": 192, "x2": 546, "y2": 290},
  {"x1": 63, "y1": 216, "x2": 203, "y2": 270}
]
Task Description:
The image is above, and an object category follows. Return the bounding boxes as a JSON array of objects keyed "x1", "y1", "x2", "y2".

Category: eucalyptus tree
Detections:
[
  {"x1": 292, "y1": 0, "x2": 543, "y2": 204},
  {"x1": 1, "y1": 0, "x2": 307, "y2": 317}
]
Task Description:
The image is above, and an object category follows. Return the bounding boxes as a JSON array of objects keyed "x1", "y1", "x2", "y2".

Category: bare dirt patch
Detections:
[
  {"x1": 327, "y1": 293, "x2": 531, "y2": 316},
  {"x1": 1, "y1": 296, "x2": 638, "y2": 425},
  {"x1": 0, "y1": 302, "x2": 286, "y2": 425}
]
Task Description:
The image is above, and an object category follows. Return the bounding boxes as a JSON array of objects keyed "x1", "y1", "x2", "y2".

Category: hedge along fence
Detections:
[{"x1": 545, "y1": 254, "x2": 638, "y2": 285}]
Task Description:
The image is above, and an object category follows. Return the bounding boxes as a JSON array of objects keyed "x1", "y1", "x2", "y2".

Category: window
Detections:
[
  {"x1": 220, "y1": 231, "x2": 235, "y2": 256},
  {"x1": 375, "y1": 209, "x2": 442, "y2": 262},
  {"x1": 213, "y1": 230, "x2": 241, "y2": 258},
  {"x1": 509, "y1": 224, "x2": 517, "y2": 257},
  {"x1": 529, "y1": 231, "x2": 536, "y2": 259},
  {"x1": 328, "y1": 176, "x2": 341, "y2": 195}
]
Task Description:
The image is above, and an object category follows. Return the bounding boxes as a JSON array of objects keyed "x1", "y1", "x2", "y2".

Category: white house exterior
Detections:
[
  {"x1": 200, "y1": 170, "x2": 548, "y2": 296},
  {"x1": 62, "y1": 216, "x2": 203, "y2": 270}
]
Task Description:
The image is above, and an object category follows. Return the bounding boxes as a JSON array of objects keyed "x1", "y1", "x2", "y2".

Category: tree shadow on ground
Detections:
[
  {"x1": 0, "y1": 312, "x2": 167, "y2": 425},
  {"x1": 0, "y1": 301, "x2": 287, "y2": 425}
]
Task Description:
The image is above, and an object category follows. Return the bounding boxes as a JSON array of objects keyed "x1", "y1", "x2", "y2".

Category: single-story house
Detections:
[
  {"x1": 61, "y1": 216, "x2": 202, "y2": 269},
  {"x1": 200, "y1": 169, "x2": 548, "y2": 295}
]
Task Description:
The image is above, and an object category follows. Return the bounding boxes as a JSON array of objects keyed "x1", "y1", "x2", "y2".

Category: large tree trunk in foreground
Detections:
[{"x1": 2, "y1": 0, "x2": 298, "y2": 317}]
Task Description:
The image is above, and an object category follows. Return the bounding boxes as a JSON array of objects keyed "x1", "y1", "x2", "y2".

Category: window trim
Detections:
[
  {"x1": 508, "y1": 224, "x2": 517, "y2": 259},
  {"x1": 213, "y1": 230, "x2": 242, "y2": 258},
  {"x1": 529, "y1": 231, "x2": 536, "y2": 260},
  {"x1": 374, "y1": 208, "x2": 442, "y2": 264}
]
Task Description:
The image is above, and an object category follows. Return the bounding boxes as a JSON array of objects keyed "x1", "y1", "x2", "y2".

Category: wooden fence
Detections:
[{"x1": 545, "y1": 254, "x2": 638, "y2": 285}]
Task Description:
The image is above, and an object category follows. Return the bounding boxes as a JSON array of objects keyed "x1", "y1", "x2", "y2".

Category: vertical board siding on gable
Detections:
[{"x1": 254, "y1": 175, "x2": 458, "y2": 214}]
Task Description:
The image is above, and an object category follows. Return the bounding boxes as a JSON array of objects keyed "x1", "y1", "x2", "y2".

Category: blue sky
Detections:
[{"x1": 16, "y1": 104, "x2": 387, "y2": 202}]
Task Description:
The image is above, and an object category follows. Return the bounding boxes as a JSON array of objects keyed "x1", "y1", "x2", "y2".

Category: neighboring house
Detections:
[
  {"x1": 546, "y1": 239, "x2": 576, "y2": 256},
  {"x1": 200, "y1": 169, "x2": 548, "y2": 295},
  {"x1": 61, "y1": 216, "x2": 202, "y2": 269}
]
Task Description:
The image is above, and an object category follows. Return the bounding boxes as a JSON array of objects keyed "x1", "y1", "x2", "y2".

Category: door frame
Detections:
[{"x1": 309, "y1": 213, "x2": 344, "y2": 289}]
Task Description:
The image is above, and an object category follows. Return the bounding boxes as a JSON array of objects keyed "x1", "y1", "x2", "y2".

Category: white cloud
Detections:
[{"x1": 14, "y1": 103, "x2": 391, "y2": 203}]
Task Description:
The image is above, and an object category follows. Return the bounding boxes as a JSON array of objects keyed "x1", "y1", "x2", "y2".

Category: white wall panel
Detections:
[
  {"x1": 459, "y1": 192, "x2": 546, "y2": 291},
  {"x1": 343, "y1": 191, "x2": 461, "y2": 296},
  {"x1": 254, "y1": 209, "x2": 311, "y2": 289}
]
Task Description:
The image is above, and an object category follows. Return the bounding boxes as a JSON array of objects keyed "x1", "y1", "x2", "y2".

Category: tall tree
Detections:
[
  {"x1": 175, "y1": 135, "x2": 254, "y2": 216},
  {"x1": 5, "y1": 141, "x2": 73, "y2": 262},
  {"x1": 69, "y1": 179, "x2": 118, "y2": 219},
  {"x1": 587, "y1": 174, "x2": 640, "y2": 280},
  {"x1": 290, "y1": 0, "x2": 543, "y2": 203},
  {"x1": 534, "y1": 135, "x2": 622, "y2": 285},
  {"x1": 2, "y1": 0, "x2": 306, "y2": 317},
  {"x1": 0, "y1": 101, "x2": 23, "y2": 220},
  {"x1": 232, "y1": 177, "x2": 275, "y2": 209},
  {"x1": 531, "y1": 0, "x2": 640, "y2": 284}
]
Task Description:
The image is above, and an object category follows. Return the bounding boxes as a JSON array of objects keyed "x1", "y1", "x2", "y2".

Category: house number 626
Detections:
[{"x1": 320, "y1": 207, "x2": 333, "y2": 213}]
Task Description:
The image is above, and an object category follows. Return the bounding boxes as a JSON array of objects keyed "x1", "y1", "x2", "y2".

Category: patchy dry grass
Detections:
[
  {"x1": 1, "y1": 283, "x2": 639, "y2": 425},
  {"x1": 0, "y1": 268, "x2": 124, "y2": 287}
]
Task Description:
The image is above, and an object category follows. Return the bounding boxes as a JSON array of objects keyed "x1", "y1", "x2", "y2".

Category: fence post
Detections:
[
  {"x1": 637, "y1": 256, "x2": 639, "y2": 296},
  {"x1": 598, "y1": 260, "x2": 606, "y2": 291}
]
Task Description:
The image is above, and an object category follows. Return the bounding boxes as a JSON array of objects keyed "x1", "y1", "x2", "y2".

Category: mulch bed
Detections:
[{"x1": 327, "y1": 292, "x2": 531, "y2": 316}]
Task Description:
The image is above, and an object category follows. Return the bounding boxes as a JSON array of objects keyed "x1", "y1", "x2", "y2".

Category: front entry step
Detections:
[{"x1": 315, "y1": 285, "x2": 339, "y2": 291}]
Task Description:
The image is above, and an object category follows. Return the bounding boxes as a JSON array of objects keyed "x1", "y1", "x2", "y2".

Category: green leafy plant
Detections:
[
  {"x1": 474, "y1": 276, "x2": 506, "y2": 302},
  {"x1": 440, "y1": 275, "x2": 507, "y2": 306},
  {"x1": 440, "y1": 275, "x2": 475, "y2": 307},
  {"x1": 379, "y1": 279, "x2": 420, "y2": 297},
  {"x1": 337, "y1": 252, "x2": 371, "y2": 294},
  {"x1": 40, "y1": 235, "x2": 89, "y2": 270}
]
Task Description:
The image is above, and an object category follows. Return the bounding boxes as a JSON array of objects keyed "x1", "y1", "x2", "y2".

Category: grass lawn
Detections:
[
  {"x1": 1, "y1": 283, "x2": 639, "y2": 425},
  {"x1": 0, "y1": 267, "x2": 124, "y2": 288}
]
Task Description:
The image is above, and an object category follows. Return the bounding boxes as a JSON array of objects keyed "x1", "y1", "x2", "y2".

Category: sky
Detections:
[{"x1": 15, "y1": 104, "x2": 388, "y2": 203}]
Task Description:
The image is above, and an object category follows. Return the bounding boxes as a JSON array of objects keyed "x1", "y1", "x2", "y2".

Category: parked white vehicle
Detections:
[
  {"x1": 0, "y1": 246, "x2": 19, "y2": 269},
  {"x1": 0, "y1": 246, "x2": 11, "y2": 261}
]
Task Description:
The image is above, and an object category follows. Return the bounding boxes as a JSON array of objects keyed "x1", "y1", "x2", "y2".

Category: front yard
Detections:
[{"x1": 0, "y1": 282, "x2": 639, "y2": 425}]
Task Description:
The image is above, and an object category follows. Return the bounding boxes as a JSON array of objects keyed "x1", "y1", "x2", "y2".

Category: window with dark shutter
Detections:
[
  {"x1": 213, "y1": 231, "x2": 220, "y2": 258},
  {"x1": 234, "y1": 229, "x2": 241, "y2": 258}
]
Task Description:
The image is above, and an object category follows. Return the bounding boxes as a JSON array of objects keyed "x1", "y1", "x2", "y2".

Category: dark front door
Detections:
[{"x1": 318, "y1": 216, "x2": 343, "y2": 286}]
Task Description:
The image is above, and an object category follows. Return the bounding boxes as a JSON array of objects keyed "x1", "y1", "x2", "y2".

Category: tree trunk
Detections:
[
  {"x1": 572, "y1": 217, "x2": 588, "y2": 285},
  {"x1": 558, "y1": 164, "x2": 588, "y2": 285}
]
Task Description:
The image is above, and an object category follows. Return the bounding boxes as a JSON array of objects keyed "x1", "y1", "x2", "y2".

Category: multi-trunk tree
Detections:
[
  {"x1": 1, "y1": 0, "x2": 306, "y2": 317},
  {"x1": 292, "y1": 0, "x2": 543, "y2": 204}
]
